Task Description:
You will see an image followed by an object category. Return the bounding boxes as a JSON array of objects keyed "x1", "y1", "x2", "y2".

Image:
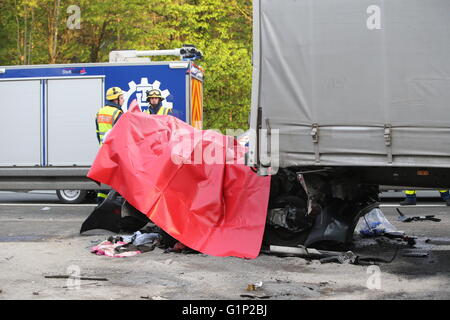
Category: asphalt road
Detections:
[
  {"x1": 0, "y1": 191, "x2": 61, "y2": 203},
  {"x1": 0, "y1": 192, "x2": 449, "y2": 301}
]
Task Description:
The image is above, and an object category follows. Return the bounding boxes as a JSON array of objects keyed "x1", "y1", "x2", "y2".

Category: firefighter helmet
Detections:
[
  {"x1": 146, "y1": 89, "x2": 164, "y2": 101},
  {"x1": 106, "y1": 87, "x2": 124, "y2": 101}
]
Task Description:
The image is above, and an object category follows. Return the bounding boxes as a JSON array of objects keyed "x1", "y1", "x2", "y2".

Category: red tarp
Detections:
[{"x1": 87, "y1": 107, "x2": 271, "y2": 259}]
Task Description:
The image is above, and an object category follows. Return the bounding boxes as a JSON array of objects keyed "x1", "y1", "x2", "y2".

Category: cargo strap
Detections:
[
  {"x1": 384, "y1": 125, "x2": 393, "y2": 164},
  {"x1": 311, "y1": 124, "x2": 320, "y2": 163}
]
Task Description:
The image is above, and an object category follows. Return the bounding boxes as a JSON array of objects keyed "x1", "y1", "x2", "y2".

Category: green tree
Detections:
[{"x1": 0, "y1": 0, "x2": 254, "y2": 131}]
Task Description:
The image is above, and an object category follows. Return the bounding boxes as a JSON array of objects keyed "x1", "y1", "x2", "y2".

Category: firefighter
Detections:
[
  {"x1": 94, "y1": 87, "x2": 125, "y2": 204},
  {"x1": 96, "y1": 87, "x2": 125, "y2": 145},
  {"x1": 400, "y1": 189, "x2": 450, "y2": 206},
  {"x1": 145, "y1": 89, "x2": 171, "y2": 115}
]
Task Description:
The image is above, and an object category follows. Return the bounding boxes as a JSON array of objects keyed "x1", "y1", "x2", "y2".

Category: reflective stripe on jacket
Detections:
[
  {"x1": 96, "y1": 105, "x2": 123, "y2": 145},
  {"x1": 145, "y1": 106, "x2": 171, "y2": 115},
  {"x1": 405, "y1": 190, "x2": 449, "y2": 195}
]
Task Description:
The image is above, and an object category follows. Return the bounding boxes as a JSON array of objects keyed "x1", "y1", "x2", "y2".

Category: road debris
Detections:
[
  {"x1": 270, "y1": 242, "x2": 400, "y2": 266},
  {"x1": 397, "y1": 209, "x2": 441, "y2": 223},
  {"x1": 45, "y1": 275, "x2": 109, "y2": 281},
  {"x1": 269, "y1": 245, "x2": 338, "y2": 259},
  {"x1": 246, "y1": 281, "x2": 263, "y2": 291},
  {"x1": 319, "y1": 251, "x2": 357, "y2": 264}
]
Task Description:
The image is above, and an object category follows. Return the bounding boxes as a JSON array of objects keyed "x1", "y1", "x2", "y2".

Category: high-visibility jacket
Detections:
[
  {"x1": 95, "y1": 104, "x2": 123, "y2": 145},
  {"x1": 405, "y1": 190, "x2": 449, "y2": 196},
  {"x1": 145, "y1": 105, "x2": 171, "y2": 115}
]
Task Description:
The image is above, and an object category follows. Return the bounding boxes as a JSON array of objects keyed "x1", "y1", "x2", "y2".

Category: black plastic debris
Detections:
[
  {"x1": 80, "y1": 191, "x2": 150, "y2": 234},
  {"x1": 80, "y1": 191, "x2": 123, "y2": 234},
  {"x1": 397, "y1": 209, "x2": 441, "y2": 223}
]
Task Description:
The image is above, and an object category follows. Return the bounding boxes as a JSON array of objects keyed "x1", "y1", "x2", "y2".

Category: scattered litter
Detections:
[
  {"x1": 41, "y1": 207, "x2": 51, "y2": 211},
  {"x1": 91, "y1": 231, "x2": 163, "y2": 258},
  {"x1": 372, "y1": 233, "x2": 417, "y2": 247},
  {"x1": 247, "y1": 281, "x2": 263, "y2": 291},
  {"x1": 45, "y1": 275, "x2": 109, "y2": 281},
  {"x1": 397, "y1": 209, "x2": 441, "y2": 223},
  {"x1": 88, "y1": 221, "x2": 192, "y2": 258},
  {"x1": 91, "y1": 240, "x2": 144, "y2": 258},
  {"x1": 122, "y1": 231, "x2": 162, "y2": 246}
]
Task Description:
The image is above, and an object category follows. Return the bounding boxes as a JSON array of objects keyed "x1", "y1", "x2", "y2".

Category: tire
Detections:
[{"x1": 56, "y1": 190, "x2": 87, "y2": 204}]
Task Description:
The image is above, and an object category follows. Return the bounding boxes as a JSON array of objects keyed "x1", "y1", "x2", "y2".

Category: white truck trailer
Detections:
[{"x1": 249, "y1": 0, "x2": 450, "y2": 248}]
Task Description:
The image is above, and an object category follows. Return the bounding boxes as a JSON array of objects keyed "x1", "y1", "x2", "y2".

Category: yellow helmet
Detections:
[
  {"x1": 146, "y1": 89, "x2": 164, "y2": 101},
  {"x1": 106, "y1": 87, "x2": 124, "y2": 100}
]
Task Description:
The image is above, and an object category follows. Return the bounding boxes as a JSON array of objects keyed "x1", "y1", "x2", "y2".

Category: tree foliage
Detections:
[{"x1": 0, "y1": 0, "x2": 253, "y2": 130}]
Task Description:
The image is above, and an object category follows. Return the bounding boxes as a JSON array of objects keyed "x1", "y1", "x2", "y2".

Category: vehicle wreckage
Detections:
[
  {"x1": 83, "y1": 0, "x2": 450, "y2": 260},
  {"x1": 80, "y1": 107, "x2": 379, "y2": 259}
]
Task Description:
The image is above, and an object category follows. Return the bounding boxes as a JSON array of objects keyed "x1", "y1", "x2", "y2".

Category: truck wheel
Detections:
[{"x1": 56, "y1": 190, "x2": 87, "y2": 204}]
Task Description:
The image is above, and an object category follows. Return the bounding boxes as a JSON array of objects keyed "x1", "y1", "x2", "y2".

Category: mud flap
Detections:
[
  {"x1": 120, "y1": 201, "x2": 150, "y2": 232},
  {"x1": 80, "y1": 190, "x2": 123, "y2": 234},
  {"x1": 80, "y1": 190, "x2": 151, "y2": 234}
]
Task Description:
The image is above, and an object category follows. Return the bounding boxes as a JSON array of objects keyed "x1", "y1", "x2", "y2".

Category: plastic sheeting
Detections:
[{"x1": 87, "y1": 108, "x2": 271, "y2": 259}]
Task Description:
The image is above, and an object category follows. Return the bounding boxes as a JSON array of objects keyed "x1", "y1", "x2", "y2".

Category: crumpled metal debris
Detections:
[
  {"x1": 319, "y1": 251, "x2": 357, "y2": 264},
  {"x1": 269, "y1": 244, "x2": 399, "y2": 266},
  {"x1": 397, "y1": 209, "x2": 441, "y2": 223}
]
